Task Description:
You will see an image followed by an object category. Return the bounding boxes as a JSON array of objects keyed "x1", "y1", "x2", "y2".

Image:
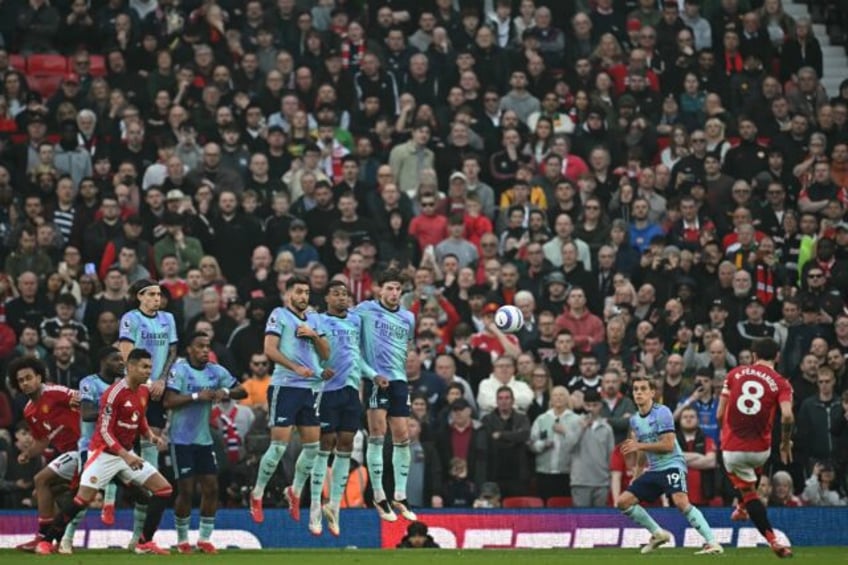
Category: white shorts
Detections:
[
  {"x1": 723, "y1": 449, "x2": 771, "y2": 485},
  {"x1": 47, "y1": 451, "x2": 80, "y2": 481},
  {"x1": 80, "y1": 449, "x2": 158, "y2": 490}
]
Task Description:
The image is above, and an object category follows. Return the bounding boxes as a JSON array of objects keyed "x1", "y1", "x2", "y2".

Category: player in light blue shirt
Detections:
[
  {"x1": 164, "y1": 331, "x2": 245, "y2": 554},
  {"x1": 118, "y1": 279, "x2": 178, "y2": 548},
  {"x1": 353, "y1": 269, "x2": 417, "y2": 523},
  {"x1": 617, "y1": 375, "x2": 722, "y2": 555},
  {"x1": 59, "y1": 346, "x2": 125, "y2": 552},
  {"x1": 307, "y1": 281, "x2": 378, "y2": 536},
  {"x1": 250, "y1": 276, "x2": 330, "y2": 525}
]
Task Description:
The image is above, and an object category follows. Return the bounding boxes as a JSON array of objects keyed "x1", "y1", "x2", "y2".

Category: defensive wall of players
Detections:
[{"x1": 0, "y1": 508, "x2": 845, "y2": 549}]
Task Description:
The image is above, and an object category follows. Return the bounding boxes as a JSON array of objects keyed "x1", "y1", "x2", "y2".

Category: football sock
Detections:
[
  {"x1": 253, "y1": 440, "x2": 288, "y2": 498},
  {"x1": 329, "y1": 451, "x2": 352, "y2": 509},
  {"x1": 61, "y1": 511, "x2": 85, "y2": 545},
  {"x1": 132, "y1": 504, "x2": 148, "y2": 542},
  {"x1": 47, "y1": 496, "x2": 88, "y2": 542},
  {"x1": 311, "y1": 450, "x2": 331, "y2": 509},
  {"x1": 622, "y1": 504, "x2": 661, "y2": 534},
  {"x1": 684, "y1": 505, "x2": 716, "y2": 544},
  {"x1": 175, "y1": 515, "x2": 191, "y2": 544},
  {"x1": 103, "y1": 482, "x2": 117, "y2": 506},
  {"x1": 37, "y1": 516, "x2": 52, "y2": 538},
  {"x1": 392, "y1": 440, "x2": 411, "y2": 501},
  {"x1": 198, "y1": 515, "x2": 215, "y2": 542},
  {"x1": 366, "y1": 436, "x2": 385, "y2": 501},
  {"x1": 743, "y1": 495, "x2": 776, "y2": 542},
  {"x1": 140, "y1": 486, "x2": 172, "y2": 543},
  {"x1": 292, "y1": 441, "x2": 320, "y2": 495}
]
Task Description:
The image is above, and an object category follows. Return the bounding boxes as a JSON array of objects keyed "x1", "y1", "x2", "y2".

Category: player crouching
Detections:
[{"x1": 36, "y1": 349, "x2": 173, "y2": 555}]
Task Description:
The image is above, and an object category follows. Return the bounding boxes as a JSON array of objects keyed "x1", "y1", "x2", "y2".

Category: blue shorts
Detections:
[
  {"x1": 363, "y1": 379, "x2": 410, "y2": 417},
  {"x1": 319, "y1": 387, "x2": 362, "y2": 433},
  {"x1": 626, "y1": 468, "x2": 688, "y2": 503},
  {"x1": 268, "y1": 385, "x2": 320, "y2": 428},
  {"x1": 146, "y1": 398, "x2": 167, "y2": 429},
  {"x1": 170, "y1": 443, "x2": 218, "y2": 479}
]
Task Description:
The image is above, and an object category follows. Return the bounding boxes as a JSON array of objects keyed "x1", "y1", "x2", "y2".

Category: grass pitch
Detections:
[{"x1": 2, "y1": 547, "x2": 846, "y2": 565}]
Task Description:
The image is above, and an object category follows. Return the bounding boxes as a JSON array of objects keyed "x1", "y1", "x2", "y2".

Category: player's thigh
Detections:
[
  {"x1": 129, "y1": 462, "x2": 167, "y2": 491},
  {"x1": 319, "y1": 389, "x2": 343, "y2": 436},
  {"x1": 338, "y1": 388, "x2": 362, "y2": 434},
  {"x1": 723, "y1": 450, "x2": 770, "y2": 488},
  {"x1": 658, "y1": 468, "x2": 689, "y2": 500},
  {"x1": 625, "y1": 471, "x2": 666, "y2": 505},
  {"x1": 363, "y1": 379, "x2": 390, "y2": 415},
  {"x1": 386, "y1": 381, "x2": 411, "y2": 418},
  {"x1": 198, "y1": 473, "x2": 218, "y2": 498},
  {"x1": 47, "y1": 451, "x2": 80, "y2": 482},
  {"x1": 81, "y1": 451, "x2": 126, "y2": 491}
]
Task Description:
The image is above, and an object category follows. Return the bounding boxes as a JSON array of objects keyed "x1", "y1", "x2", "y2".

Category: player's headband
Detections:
[{"x1": 136, "y1": 282, "x2": 159, "y2": 295}]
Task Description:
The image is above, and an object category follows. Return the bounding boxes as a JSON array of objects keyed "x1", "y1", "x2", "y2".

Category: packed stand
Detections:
[{"x1": 1, "y1": 0, "x2": 847, "y2": 512}]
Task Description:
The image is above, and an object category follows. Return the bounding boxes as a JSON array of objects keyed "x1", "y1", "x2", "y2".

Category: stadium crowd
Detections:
[{"x1": 1, "y1": 0, "x2": 848, "y2": 514}]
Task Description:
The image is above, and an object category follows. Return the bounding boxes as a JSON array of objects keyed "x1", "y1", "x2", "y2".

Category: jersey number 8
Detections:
[{"x1": 736, "y1": 380, "x2": 765, "y2": 415}]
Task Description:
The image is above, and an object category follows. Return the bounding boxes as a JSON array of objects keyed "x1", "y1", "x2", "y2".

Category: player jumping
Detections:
[
  {"x1": 9, "y1": 357, "x2": 81, "y2": 554},
  {"x1": 355, "y1": 269, "x2": 417, "y2": 522},
  {"x1": 250, "y1": 276, "x2": 330, "y2": 523},
  {"x1": 37, "y1": 349, "x2": 173, "y2": 555},
  {"x1": 118, "y1": 279, "x2": 178, "y2": 547},
  {"x1": 717, "y1": 337, "x2": 794, "y2": 558},
  {"x1": 312, "y1": 281, "x2": 380, "y2": 535},
  {"x1": 617, "y1": 374, "x2": 723, "y2": 555},
  {"x1": 164, "y1": 331, "x2": 246, "y2": 553}
]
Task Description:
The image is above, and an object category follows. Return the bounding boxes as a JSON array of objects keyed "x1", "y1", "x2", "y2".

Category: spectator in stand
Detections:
[
  {"x1": 770, "y1": 471, "x2": 803, "y2": 507},
  {"x1": 477, "y1": 355, "x2": 533, "y2": 417},
  {"x1": 568, "y1": 389, "x2": 615, "y2": 507},
  {"x1": 481, "y1": 386, "x2": 531, "y2": 497},
  {"x1": 528, "y1": 385, "x2": 580, "y2": 501},
  {"x1": 676, "y1": 405, "x2": 718, "y2": 506},
  {"x1": 797, "y1": 366, "x2": 842, "y2": 473}
]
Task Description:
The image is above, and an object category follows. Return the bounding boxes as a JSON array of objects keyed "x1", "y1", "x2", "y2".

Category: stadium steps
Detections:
[{"x1": 783, "y1": 1, "x2": 847, "y2": 96}]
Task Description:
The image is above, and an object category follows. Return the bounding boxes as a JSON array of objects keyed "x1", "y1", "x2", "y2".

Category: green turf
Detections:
[{"x1": 2, "y1": 547, "x2": 847, "y2": 565}]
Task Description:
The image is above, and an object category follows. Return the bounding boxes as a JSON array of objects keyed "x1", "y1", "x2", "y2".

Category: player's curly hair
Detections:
[
  {"x1": 6, "y1": 357, "x2": 49, "y2": 393},
  {"x1": 377, "y1": 268, "x2": 405, "y2": 287}
]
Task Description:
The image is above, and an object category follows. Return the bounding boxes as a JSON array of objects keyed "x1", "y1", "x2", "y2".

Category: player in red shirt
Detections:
[
  {"x1": 7, "y1": 357, "x2": 81, "y2": 552},
  {"x1": 717, "y1": 338, "x2": 794, "y2": 558},
  {"x1": 37, "y1": 349, "x2": 173, "y2": 555}
]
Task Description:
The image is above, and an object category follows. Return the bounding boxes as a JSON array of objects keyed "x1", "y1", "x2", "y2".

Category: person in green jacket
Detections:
[
  {"x1": 4, "y1": 226, "x2": 54, "y2": 282},
  {"x1": 153, "y1": 212, "x2": 204, "y2": 277}
]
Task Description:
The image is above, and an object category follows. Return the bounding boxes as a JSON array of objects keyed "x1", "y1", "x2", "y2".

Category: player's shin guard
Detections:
[
  {"x1": 684, "y1": 505, "x2": 717, "y2": 544},
  {"x1": 61, "y1": 509, "x2": 86, "y2": 545},
  {"x1": 292, "y1": 442, "x2": 320, "y2": 495},
  {"x1": 140, "y1": 486, "x2": 173, "y2": 544},
  {"x1": 103, "y1": 482, "x2": 118, "y2": 506},
  {"x1": 329, "y1": 451, "x2": 352, "y2": 509},
  {"x1": 622, "y1": 504, "x2": 661, "y2": 535},
  {"x1": 140, "y1": 441, "x2": 159, "y2": 468},
  {"x1": 252, "y1": 440, "x2": 288, "y2": 498},
  {"x1": 175, "y1": 515, "x2": 191, "y2": 544},
  {"x1": 198, "y1": 515, "x2": 215, "y2": 542},
  {"x1": 742, "y1": 492, "x2": 776, "y2": 542},
  {"x1": 366, "y1": 436, "x2": 385, "y2": 501},
  {"x1": 311, "y1": 450, "x2": 331, "y2": 509},
  {"x1": 392, "y1": 440, "x2": 411, "y2": 501}
]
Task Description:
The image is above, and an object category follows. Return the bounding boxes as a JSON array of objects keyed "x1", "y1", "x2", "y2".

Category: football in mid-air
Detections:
[{"x1": 494, "y1": 305, "x2": 524, "y2": 333}]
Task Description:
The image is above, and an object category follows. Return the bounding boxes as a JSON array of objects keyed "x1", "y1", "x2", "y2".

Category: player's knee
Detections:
[
  {"x1": 616, "y1": 493, "x2": 635, "y2": 511},
  {"x1": 320, "y1": 433, "x2": 336, "y2": 451},
  {"x1": 336, "y1": 435, "x2": 354, "y2": 452},
  {"x1": 153, "y1": 485, "x2": 173, "y2": 499},
  {"x1": 672, "y1": 493, "x2": 690, "y2": 510}
]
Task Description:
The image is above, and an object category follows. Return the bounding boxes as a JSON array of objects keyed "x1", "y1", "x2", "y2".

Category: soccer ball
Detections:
[{"x1": 494, "y1": 305, "x2": 524, "y2": 333}]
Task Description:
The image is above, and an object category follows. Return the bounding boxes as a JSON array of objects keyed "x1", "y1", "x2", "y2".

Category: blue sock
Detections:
[
  {"x1": 622, "y1": 504, "x2": 661, "y2": 534},
  {"x1": 684, "y1": 505, "x2": 716, "y2": 544}
]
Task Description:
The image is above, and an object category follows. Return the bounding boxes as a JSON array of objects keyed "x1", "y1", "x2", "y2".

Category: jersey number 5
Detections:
[{"x1": 736, "y1": 380, "x2": 765, "y2": 415}]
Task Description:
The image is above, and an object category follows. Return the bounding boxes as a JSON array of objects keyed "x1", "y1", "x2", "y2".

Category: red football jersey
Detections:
[
  {"x1": 90, "y1": 379, "x2": 150, "y2": 454},
  {"x1": 721, "y1": 363, "x2": 793, "y2": 452},
  {"x1": 23, "y1": 385, "x2": 80, "y2": 454}
]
